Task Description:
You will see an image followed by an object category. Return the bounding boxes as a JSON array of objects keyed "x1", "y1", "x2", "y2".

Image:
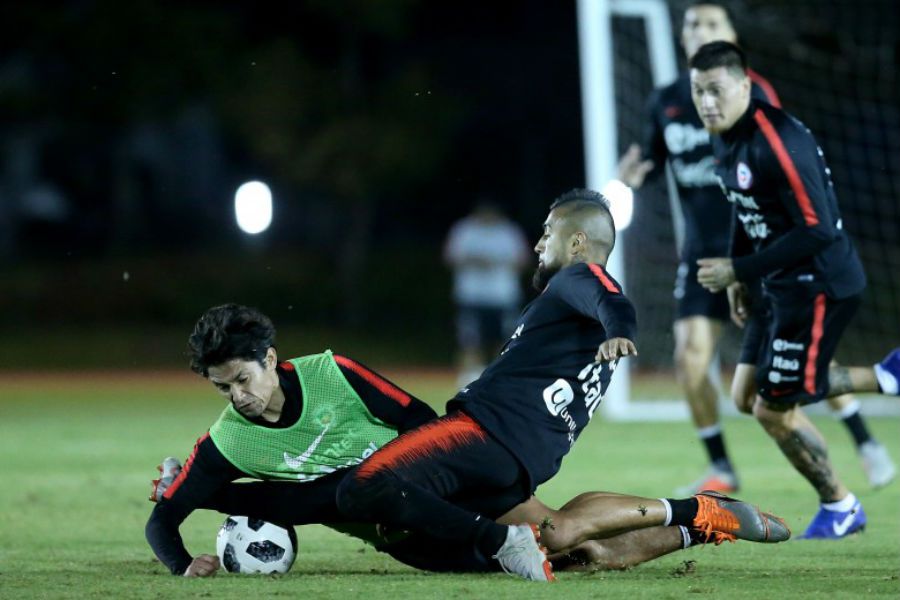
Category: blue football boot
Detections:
[
  {"x1": 800, "y1": 500, "x2": 867, "y2": 539},
  {"x1": 874, "y1": 348, "x2": 900, "y2": 395}
]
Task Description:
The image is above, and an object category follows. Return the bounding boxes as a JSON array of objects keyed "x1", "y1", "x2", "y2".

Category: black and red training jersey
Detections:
[
  {"x1": 642, "y1": 70, "x2": 780, "y2": 260},
  {"x1": 448, "y1": 262, "x2": 637, "y2": 491},
  {"x1": 712, "y1": 99, "x2": 866, "y2": 299},
  {"x1": 145, "y1": 356, "x2": 437, "y2": 575}
]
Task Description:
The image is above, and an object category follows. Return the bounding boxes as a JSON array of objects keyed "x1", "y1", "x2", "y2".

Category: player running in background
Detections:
[
  {"x1": 336, "y1": 189, "x2": 789, "y2": 582},
  {"x1": 689, "y1": 41, "x2": 900, "y2": 539},
  {"x1": 146, "y1": 303, "x2": 788, "y2": 577},
  {"x1": 616, "y1": 1, "x2": 893, "y2": 494}
]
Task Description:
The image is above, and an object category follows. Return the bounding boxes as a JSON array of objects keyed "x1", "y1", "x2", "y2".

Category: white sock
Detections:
[
  {"x1": 659, "y1": 498, "x2": 673, "y2": 526},
  {"x1": 874, "y1": 363, "x2": 898, "y2": 395},
  {"x1": 833, "y1": 399, "x2": 861, "y2": 420},
  {"x1": 678, "y1": 525, "x2": 692, "y2": 549},
  {"x1": 697, "y1": 424, "x2": 722, "y2": 439},
  {"x1": 822, "y1": 493, "x2": 857, "y2": 512}
]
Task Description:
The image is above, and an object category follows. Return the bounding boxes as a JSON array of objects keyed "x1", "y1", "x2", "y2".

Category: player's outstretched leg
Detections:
[
  {"x1": 673, "y1": 317, "x2": 739, "y2": 496},
  {"x1": 492, "y1": 524, "x2": 555, "y2": 582},
  {"x1": 692, "y1": 491, "x2": 791, "y2": 544}
]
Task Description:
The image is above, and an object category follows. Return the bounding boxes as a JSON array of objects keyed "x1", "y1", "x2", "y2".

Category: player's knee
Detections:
[
  {"x1": 732, "y1": 390, "x2": 754, "y2": 414},
  {"x1": 730, "y1": 376, "x2": 755, "y2": 414},
  {"x1": 674, "y1": 346, "x2": 711, "y2": 387},
  {"x1": 751, "y1": 397, "x2": 791, "y2": 431}
]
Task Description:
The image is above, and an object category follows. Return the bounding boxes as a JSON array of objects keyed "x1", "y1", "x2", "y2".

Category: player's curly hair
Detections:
[{"x1": 187, "y1": 304, "x2": 276, "y2": 376}]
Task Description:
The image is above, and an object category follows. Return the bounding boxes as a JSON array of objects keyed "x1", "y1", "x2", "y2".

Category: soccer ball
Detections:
[{"x1": 215, "y1": 516, "x2": 298, "y2": 574}]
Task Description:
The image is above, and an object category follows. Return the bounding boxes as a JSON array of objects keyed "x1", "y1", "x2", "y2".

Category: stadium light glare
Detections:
[
  {"x1": 234, "y1": 181, "x2": 273, "y2": 235},
  {"x1": 602, "y1": 179, "x2": 634, "y2": 231}
]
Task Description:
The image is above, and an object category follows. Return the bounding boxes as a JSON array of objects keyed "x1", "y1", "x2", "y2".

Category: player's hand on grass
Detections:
[
  {"x1": 183, "y1": 554, "x2": 220, "y2": 577},
  {"x1": 726, "y1": 282, "x2": 750, "y2": 328},
  {"x1": 596, "y1": 337, "x2": 638, "y2": 362},
  {"x1": 617, "y1": 144, "x2": 654, "y2": 189},
  {"x1": 696, "y1": 257, "x2": 735, "y2": 293}
]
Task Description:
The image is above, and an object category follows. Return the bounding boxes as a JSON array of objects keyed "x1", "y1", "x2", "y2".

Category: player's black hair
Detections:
[
  {"x1": 187, "y1": 304, "x2": 276, "y2": 376},
  {"x1": 689, "y1": 40, "x2": 748, "y2": 76},
  {"x1": 549, "y1": 188, "x2": 616, "y2": 252}
]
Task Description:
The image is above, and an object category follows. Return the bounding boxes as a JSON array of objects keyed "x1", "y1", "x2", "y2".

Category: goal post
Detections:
[{"x1": 578, "y1": 0, "x2": 688, "y2": 420}]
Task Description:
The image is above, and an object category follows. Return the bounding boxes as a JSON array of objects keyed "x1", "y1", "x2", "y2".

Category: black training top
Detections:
[
  {"x1": 712, "y1": 99, "x2": 866, "y2": 299},
  {"x1": 448, "y1": 262, "x2": 637, "y2": 491},
  {"x1": 145, "y1": 356, "x2": 437, "y2": 575},
  {"x1": 642, "y1": 70, "x2": 780, "y2": 260}
]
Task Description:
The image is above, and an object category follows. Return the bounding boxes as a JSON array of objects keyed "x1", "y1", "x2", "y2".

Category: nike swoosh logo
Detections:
[
  {"x1": 832, "y1": 507, "x2": 859, "y2": 536},
  {"x1": 284, "y1": 424, "x2": 331, "y2": 470}
]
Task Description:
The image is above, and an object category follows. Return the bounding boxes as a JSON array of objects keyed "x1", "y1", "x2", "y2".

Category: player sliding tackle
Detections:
[
  {"x1": 336, "y1": 189, "x2": 788, "y2": 582},
  {"x1": 146, "y1": 197, "x2": 789, "y2": 580}
]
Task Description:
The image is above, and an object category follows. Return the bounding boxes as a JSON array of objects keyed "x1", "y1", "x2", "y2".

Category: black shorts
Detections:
[
  {"x1": 674, "y1": 261, "x2": 730, "y2": 321},
  {"x1": 739, "y1": 311, "x2": 767, "y2": 365},
  {"x1": 340, "y1": 411, "x2": 531, "y2": 572},
  {"x1": 456, "y1": 304, "x2": 519, "y2": 349},
  {"x1": 738, "y1": 283, "x2": 770, "y2": 365},
  {"x1": 755, "y1": 286, "x2": 861, "y2": 406},
  {"x1": 353, "y1": 411, "x2": 531, "y2": 516}
]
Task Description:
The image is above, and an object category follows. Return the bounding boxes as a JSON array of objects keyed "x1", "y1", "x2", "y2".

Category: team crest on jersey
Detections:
[{"x1": 736, "y1": 162, "x2": 753, "y2": 189}]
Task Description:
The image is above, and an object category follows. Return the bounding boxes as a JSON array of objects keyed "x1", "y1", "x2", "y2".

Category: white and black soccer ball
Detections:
[{"x1": 215, "y1": 516, "x2": 298, "y2": 574}]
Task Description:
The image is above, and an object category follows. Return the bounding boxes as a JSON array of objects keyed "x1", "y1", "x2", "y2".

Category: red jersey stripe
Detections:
[
  {"x1": 279, "y1": 361, "x2": 295, "y2": 371},
  {"x1": 334, "y1": 355, "x2": 412, "y2": 407},
  {"x1": 588, "y1": 263, "x2": 620, "y2": 293},
  {"x1": 163, "y1": 432, "x2": 210, "y2": 500},
  {"x1": 753, "y1": 109, "x2": 820, "y2": 226},
  {"x1": 804, "y1": 294, "x2": 827, "y2": 395},
  {"x1": 748, "y1": 69, "x2": 782, "y2": 108},
  {"x1": 354, "y1": 412, "x2": 486, "y2": 480}
]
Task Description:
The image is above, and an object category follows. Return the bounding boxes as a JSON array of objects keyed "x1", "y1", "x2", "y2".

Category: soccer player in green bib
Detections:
[{"x1": 146, "y1": 303, "x2": 788, "y2": 578}]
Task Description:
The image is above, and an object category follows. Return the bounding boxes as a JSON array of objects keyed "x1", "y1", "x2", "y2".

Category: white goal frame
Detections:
[{"x1": 578, "y1": 0, "x2": 688, "y2": 421}]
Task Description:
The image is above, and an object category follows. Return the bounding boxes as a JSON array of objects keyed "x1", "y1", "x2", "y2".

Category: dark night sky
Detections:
[{"x1": 1, "y1": 1, "x2": 897, "y2": 366}]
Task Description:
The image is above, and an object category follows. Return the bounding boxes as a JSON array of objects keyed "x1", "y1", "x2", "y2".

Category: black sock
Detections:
[
  {"x1": 701, "y1": 432, "x2": 733, "y2": 472},
  {"x1": 842, "y1": 411, "x2": 873, "y2": 447},
  {"x1": 474, "y1": 517, "x2": 511, "y2": 559},
  {"x1": 688, "y1": 527, "x2": 713, "y2": 546},
  {"x1": 666, "y1": 498, "x2": 699, "y2": 527}
]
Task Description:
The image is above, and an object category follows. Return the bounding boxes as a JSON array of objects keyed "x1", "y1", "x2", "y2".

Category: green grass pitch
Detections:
[{"x1": 1, "y1": 370, "x2": 898, "y2": 599}]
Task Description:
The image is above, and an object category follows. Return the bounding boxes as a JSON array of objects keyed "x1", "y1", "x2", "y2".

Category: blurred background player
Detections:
[
  {"x1": 444, "y1": 199, "x2": 530, "y2": 387},
  {"x1": 616, "y1": 1, "x2": 894, "y2": 494},
  {"x1": 690, "y1": 41, "x2": 900, "y2": 539}
]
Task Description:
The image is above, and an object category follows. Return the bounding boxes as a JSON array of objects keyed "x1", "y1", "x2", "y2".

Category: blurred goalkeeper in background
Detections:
[
  {"x1": 146, "y1": 298, "x2": 787, "y2": 578},
  {"x1": 616, "y1": 1, "x2": 894, "y2": 496}
]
